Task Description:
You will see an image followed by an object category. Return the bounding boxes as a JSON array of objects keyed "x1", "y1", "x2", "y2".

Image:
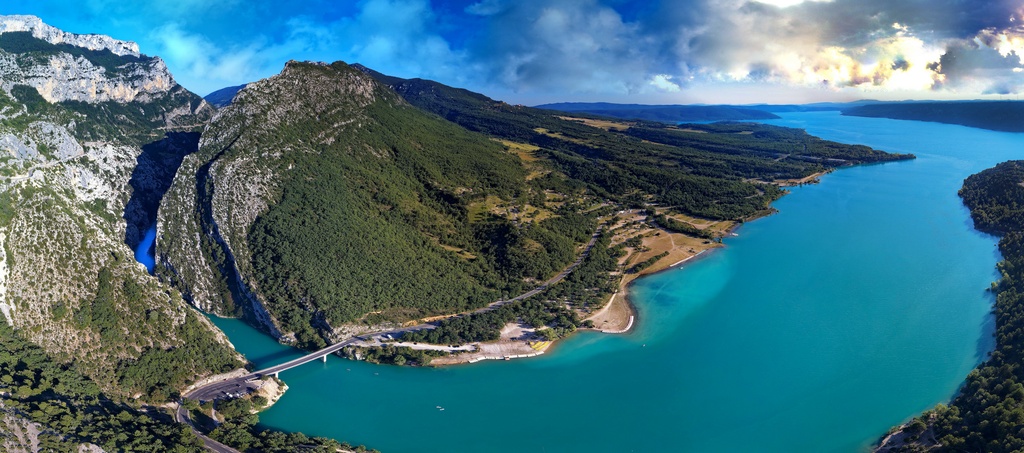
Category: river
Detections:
[{"x1": 146, "y1": 111, "x2": 1018, "y2": 452}]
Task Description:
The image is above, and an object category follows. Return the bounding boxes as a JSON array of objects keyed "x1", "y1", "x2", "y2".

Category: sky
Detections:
[{"x1": 4, "y1": 0, "x2": 1024, "y2": 105}]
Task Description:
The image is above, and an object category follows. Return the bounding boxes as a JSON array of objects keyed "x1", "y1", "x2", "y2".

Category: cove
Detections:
[{"x1": 191, "y1": 112, "x2": 1016, "y2": 452}]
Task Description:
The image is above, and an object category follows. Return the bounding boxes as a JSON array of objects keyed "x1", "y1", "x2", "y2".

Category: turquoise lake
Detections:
[{"x1": 190, "y1": 112, "x2": 1021, "y2": 452}]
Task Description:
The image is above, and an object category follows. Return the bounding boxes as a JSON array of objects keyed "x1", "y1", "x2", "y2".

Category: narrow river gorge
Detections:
[{"x1": 137, "y1": 111, "x2": 1012, "y2": 451}]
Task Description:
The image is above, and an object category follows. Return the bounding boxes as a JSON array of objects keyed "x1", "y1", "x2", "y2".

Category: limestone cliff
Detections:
[
  {"x1": 0, "y1": 15, "x2": 241, "y2": 401},
  {"x1": 158, "y1": 61, "x2": 387, "y2": 338},
  {"x1": 157, "y1": 60, "x2": 537, "y2": 348}
]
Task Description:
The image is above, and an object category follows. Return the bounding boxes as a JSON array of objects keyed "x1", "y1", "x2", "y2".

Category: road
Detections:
[
  {"x1": 471, "y1": 229, "x2": 602, "y2": 313},
  {"x1": 174, "y1": 404, "x2": 238, "y2": 453},
  {"x1": 179, "y1": 228, "x2": 603, "y2": 451}
]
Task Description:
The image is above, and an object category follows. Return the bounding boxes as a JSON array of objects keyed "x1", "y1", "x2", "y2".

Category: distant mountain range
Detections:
[
  {"x1": 534, "y1": 100, "x2": 1024, "y2": 133},
  {"x1": 842, "y1": 101, "x2": 1024, "y2": 132},
  {"x1": 204, "y1": 84, "x2": 246, "y2": 108},
  {"x1": 535, "y1": 102, "x2": 780, "y2": 122}
]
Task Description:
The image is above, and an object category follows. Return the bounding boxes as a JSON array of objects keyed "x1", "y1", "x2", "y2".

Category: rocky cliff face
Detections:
[
  {"x1": 158, "y1": 61, "x2": 388, "y2": 336},
  {"x1": 157, "y1": 61, "x2": 533, "y2": 348},
  {"x1": 0, "y1": 15, "x2": 176, "y2": 105},
  {"x1": 0, "y1": 15, "x2": 240, "y2": 400}
]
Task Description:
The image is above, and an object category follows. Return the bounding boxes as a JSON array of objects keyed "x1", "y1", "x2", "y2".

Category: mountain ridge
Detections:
[
  {"x1": 535, "y1": 101, "x2": 781, "y2": 122},
  {"x1": 0, "y1": 15, "x2": 243, "y2": 450}
]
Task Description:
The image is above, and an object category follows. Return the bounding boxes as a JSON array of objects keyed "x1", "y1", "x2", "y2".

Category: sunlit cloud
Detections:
[
  {"x1": 649, "y1": 74, "x2": 681, "y2": 92},
  {"x1": 750, "y1": 0, "x2": 833, "y2": 8},
  {"x1": 10, "y1": 0, "x2": 1024, "y2": 102}
]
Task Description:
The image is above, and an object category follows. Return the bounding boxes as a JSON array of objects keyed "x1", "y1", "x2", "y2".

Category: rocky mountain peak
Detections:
[
  {"x1": 0, "y1": 15, "x2": 178, "y2": 104},
  {"x1": 0, "y1": 15, "x2": 140, "y2": 57}
]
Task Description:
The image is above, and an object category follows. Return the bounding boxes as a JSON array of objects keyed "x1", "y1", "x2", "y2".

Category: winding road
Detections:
[{"x1": 178, "y1": 229, "x2": 603, "y2": 451}]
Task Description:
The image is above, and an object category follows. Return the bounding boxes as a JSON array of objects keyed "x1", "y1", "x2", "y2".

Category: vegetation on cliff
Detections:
[
  {"x1": 0, "y1": 19, "x2": 244, "y2": 449},
  {"x1": 0, "y1": 321, "x2": 204, "y2": 451},
  {"x1": 160, "y1": 60, "x2": 913, "y2": 350}
]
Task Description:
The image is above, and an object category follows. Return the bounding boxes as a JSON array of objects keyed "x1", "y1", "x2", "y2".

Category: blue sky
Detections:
[{"x1": 5, "y1": 0, "x2": 1024, "y2": 105}]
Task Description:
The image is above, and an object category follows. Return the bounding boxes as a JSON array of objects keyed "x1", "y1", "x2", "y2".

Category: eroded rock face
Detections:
[
  {"x1": 0, "y1": 16, "x2": 238, "y2": 396},
  {"x1": 0, "y1": 47, "x2": 175, "y2": 104},
  {"x1": 157, "y1": 61, "x2": 391, "y2": 338},
  {"x1": 0, "y1": 15, "x2": 178, "y2": 104}
]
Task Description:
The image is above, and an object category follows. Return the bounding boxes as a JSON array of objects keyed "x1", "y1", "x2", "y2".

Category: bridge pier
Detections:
[
  {"x1": 274, "y1": 372, "x2": 278, "y2": 378},
  {"x1": 321, "y1": 355, "x2": 327, "y2": 363}
]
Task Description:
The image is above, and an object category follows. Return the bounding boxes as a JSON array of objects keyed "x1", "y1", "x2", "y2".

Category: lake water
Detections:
[
  {"x1": 134, "y1": 225, "x2": 156, "y2": 273},
  {"x1": 182, "y1": 112, "x2": 1019, "y2": 452}
]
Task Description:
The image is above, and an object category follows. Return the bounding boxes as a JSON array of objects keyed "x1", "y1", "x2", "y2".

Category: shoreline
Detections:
[{"x1": 356, "y1": 183, "x2": 800, "y2": 367}]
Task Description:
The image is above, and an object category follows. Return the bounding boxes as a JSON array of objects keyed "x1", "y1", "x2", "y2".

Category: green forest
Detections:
[
  {"x1": 361, "y1": 66, "x2": 912, "y2": 220},
  {"x1": 0, "y1": 322, "x2": 204, "y2": 452},
  {"x1": 191, "y1": 62, "x2": 917, "y2": 349}
]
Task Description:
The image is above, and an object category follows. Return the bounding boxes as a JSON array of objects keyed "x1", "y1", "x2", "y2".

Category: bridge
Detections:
[{"x1": 178, "y1": 229, "x2": 603, "y2": 451}]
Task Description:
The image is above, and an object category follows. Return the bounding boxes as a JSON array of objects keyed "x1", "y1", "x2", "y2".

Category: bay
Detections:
[{"x1": 194, "y1": 112, "x2": 1014, "y2": 452}]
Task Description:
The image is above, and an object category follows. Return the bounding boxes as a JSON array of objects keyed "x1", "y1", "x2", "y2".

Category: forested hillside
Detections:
[
  {"x1": 0, "y1": 322, "x2": 205, "y2": 451},
  {"x1": 843, "y1": 101, "x2": 1024, "y2": 132},
  {"x1": 159, "y1": 61, "x2": 600, "y2": 348},
  {"x1": 0, "y1": 16, "x2": 245, "y2": 450},
  {"x1": 357, "y1": 65, "x2": 912, "y2": 219},
  {"x1": 159, "y1": 59, "x2": 913, "y2": 350}
]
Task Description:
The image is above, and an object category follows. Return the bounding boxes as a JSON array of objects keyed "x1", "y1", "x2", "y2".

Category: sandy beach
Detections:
[
  {"x1": 583, "y1": 209, "x2": 733, "y2": 333},
  {"x1": 428, "y1": 321, "x2": 554, "y2": 365},
  {"x1": 389, "y1": 209, "x2": 750, "y2": 366}
]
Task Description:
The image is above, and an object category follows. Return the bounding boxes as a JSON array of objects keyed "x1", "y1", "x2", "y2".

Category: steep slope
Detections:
[
  {"x1": 161, "y1": 60, "x2": 911, "y2": 352},
  {"x1": 0, "y1": 14, "x2": 241, "y2": 407},
  {"x1": 0, "y1": 321, "x2": 206, "y2": 451},
  {"x1": 159, "y1": 61, "x2": 591, "y2": 348}
]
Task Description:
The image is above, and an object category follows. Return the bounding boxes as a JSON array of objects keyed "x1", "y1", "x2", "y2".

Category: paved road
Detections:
[
  {"x1": 174, "y1": 404, "x2": 238, "y2": 453},
  {"x1": 180, "y1": 228, "x2": 603, "y2": 451},
  {"x1": 472, "y1": 230, "x2": 602, "y2": 313}
]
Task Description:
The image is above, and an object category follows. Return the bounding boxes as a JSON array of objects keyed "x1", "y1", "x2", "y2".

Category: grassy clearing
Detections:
[
  {"x1": 532, "y1": 127, "x2": 587, "y2": 144},
  {"x1": 556, "y1": 116, "x2": 631, "y2": 131},
  {"x1": 496, "y1": 139, "x2": 541, "y2": 161},
  {"x1": 467, "y1": 194, "x2": 558, "y2": 225},
  {"x1": 656, "y1": 208, "x2": 737, "y2": 234},
  {"x1": 467, "y1": 195, "x2": 503, "y2": 223},
  {"x1": 440, "y1": 243, "x2": 478, "y2": 260}
]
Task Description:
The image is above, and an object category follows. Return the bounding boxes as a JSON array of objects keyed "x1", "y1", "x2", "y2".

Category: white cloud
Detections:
[
  {"x1": 649, "y1": 74, "x2": 681, "y2": 92},
  {"x1": 749, "y1": 0, "x2": 833, "y2": 8},
  {"x1": 297, "y1": 0, "x2": 467, "y2": 83},
  {"x1": 127, "y1": 0, "x2": 1024, "y2": 101}
]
